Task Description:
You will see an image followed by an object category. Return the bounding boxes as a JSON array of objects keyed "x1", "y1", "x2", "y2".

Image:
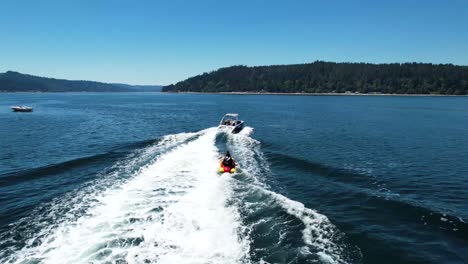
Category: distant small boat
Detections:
[{"x1": 11, "y1": 106, "x2": 33, "y2": 112}]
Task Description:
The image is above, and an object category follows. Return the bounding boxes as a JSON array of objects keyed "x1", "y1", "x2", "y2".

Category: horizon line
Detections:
[{"x1": 3, "y1": 60, "x2": 467, "y2": 86}]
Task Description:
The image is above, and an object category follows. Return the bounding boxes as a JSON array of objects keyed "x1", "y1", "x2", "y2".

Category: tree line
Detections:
[
  {"x1": 163, "y1": 61, "x2": 468, "y2": 95},
  {"x1": 0, "y1": 71, "x2": 161, "y2": 92}
]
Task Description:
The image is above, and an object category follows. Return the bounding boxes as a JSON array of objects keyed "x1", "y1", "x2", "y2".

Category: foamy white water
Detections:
[
  {"x1": 225, "y1": 128, "x2": 348, "y2": 264},
  {"x1": 8, "y1": 128, "x2": 249, "y2": 263},
  {"x1": 4, "y1": 127, "x2": 351, "y2": 264}
]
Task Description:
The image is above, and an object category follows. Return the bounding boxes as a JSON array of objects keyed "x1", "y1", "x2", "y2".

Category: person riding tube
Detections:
[{"x1": 219, "y1": 151, "x2": 236, "y2": 173}]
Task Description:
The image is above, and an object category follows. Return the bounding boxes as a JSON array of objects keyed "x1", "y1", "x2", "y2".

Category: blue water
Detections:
[{"x1": 1, "y1": 93, "x2": 467, "y2": 263}]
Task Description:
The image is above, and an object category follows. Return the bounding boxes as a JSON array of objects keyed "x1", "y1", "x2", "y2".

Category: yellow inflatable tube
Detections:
[{"x1": 219, "y1": 163, "x2": 236, "y2": 173}]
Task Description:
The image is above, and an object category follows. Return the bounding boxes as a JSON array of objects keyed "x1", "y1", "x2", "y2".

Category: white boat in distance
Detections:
[
  {"x1": 218, "y1": 113, "x2": 244, "y2": 133},
  {"x1": 11, "y1": 106, "x2": 33, "y2": 112}
]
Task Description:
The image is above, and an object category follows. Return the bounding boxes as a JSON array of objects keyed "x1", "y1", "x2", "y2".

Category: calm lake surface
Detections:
[{"x1": 0, "y1": 93, "x2": 467, "y2": 263}]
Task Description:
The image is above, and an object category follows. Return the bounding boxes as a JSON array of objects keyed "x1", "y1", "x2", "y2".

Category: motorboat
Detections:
[
  {"x1": 218, "y1": 113, "x2": 244, "y2": 133},
  {"x1": 11, "y1": 106, "x2": 33, "y2": 112}
]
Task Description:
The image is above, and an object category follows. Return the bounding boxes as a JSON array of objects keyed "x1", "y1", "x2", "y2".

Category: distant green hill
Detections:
[
  {"x1": 163, "y1": 61, "x2": 468, "y2": 95},
  {"x1": 0, "y1": 71, "x2": 160, "y2": 92}
]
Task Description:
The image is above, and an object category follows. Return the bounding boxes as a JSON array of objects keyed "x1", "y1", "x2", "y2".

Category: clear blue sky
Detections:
[{"x1": 1, "y1": 0, "x2": 467, "y2": 85}]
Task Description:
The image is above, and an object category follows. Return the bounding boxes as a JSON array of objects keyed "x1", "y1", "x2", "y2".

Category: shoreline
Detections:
[
  {"x1": 163, "y1": 91, "x2": 468, "y2": 97},
  {"x1": 0, "y1": 91, "x2": 161, "y2": 93},
  {"x1": 1, "y1": 91, "x2": 466, "y2": 96}
]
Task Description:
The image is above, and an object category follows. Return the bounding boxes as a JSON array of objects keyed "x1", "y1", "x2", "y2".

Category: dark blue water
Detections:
[{"x1": 1, "y1": 93, "x2": 467, "y2": 263}]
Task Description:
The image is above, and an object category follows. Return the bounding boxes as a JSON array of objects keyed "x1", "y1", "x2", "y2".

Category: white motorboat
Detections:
[
  {"x1": 218, "y1": 113, "x2": 244, "y2": 133},
  {"x1": 11, "y1": 106, "x2": 33, "y2": 112}
]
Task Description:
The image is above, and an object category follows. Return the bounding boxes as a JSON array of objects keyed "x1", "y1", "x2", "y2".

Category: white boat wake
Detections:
[{"x1": 2, "y1": 127, "x2": 355, "y2": 264}]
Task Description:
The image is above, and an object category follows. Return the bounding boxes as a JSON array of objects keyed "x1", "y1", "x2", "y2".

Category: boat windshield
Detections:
[{"x1": 219, "y1": 114, "x2": 239, "y2": 126}]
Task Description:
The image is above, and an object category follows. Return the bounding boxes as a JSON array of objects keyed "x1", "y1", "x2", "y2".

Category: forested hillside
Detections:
[
  {"x1": 163, "y1": 62, "x2": 468, "y2": 95},
  {"x1": 0, "y1": 71, "x2": 149, "y2": 92}
]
